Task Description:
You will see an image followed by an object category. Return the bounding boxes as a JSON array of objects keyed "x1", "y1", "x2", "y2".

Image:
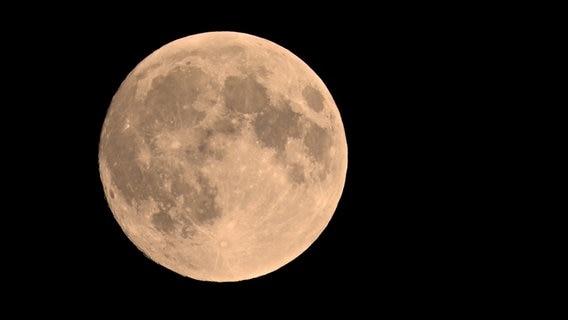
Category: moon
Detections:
[{"x1": 98, "y1": 31, "x2": 347, "y2": 282}]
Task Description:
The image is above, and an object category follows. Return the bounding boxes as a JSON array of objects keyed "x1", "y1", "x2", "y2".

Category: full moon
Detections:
[{"x1": 98, "y1": 31, "x2": 347, "y2": 282}]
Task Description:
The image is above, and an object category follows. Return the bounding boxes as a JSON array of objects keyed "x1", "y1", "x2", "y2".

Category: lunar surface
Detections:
[{"x1": 98, "y1": 31, "x2": 347, "y2": 282}]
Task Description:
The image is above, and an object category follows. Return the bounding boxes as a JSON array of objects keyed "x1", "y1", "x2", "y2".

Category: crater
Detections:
[
  {"x1": 302, "y1": 85, "x2": 325, "y2": 112},
  {"x1": 223, "y1": 76, "x2": 269, "y2": 114}
]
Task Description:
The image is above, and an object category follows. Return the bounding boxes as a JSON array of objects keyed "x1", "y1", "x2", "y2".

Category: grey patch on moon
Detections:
[
  {"x1": 253, "y1": 103, "x2": 302, "y2": 154},
  {"x1": 181, "y1": 128, "x2": 231, "y2": 166},
  {"x1": 148, "y1": 169, "x2": 222, "y2": 227},
  {"x1": 104, "y1": 147, "x2": 146, "y2": 207},
  {"x1": 147, "y1": 66, "x2": 204, "y2": 107},
  {"x1": 182, "y1": 109, "x2": 247, "y2": 167},
  {"x1": 184, "y1": 142, "x2": 217, "y2": 165},
  {"x1": 197, "y1": 129, "x2": 229, "y2": 161},
  {"x1": 119, "y1": 165, "x2": 168, "y2": 207},
  {"x1": 196, "y1": 140, "x2": 224, "y2": 161},
  {"x1": 303, "y1": 123, "x2": 332, "y2": 163},
  {"x1": 223, "y1": 76, "x2": 269, "y2": 114},
  {"x1": 303, "y1": 123, "x2": 334, "y2": 179},
  {"x1": 103, "y1": 130, "x2": 223, "y2": 228},
  {"x1": 152, "y1": 211, "x2": 176, "y2": 233},
  {"x1": 210, "y1": 116, "x2": 240, "y2": 136},
  {"x1": 288, "y1": 163, "x2": 306, "y2": 184},
  {"x1": 141, "y1": 66, "x2": 208, "y2": 131},
  {"x1": 302, "y1": 85, "x2": 325, "y2": 112},
  {"x1": 182, "y1": 173, "x2": 222, "y2": 225}
]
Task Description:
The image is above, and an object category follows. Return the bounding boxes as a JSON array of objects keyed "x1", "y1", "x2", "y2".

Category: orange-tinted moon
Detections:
[{"x1": 98, "y1": 31, "x2": 347, "y2": 282}]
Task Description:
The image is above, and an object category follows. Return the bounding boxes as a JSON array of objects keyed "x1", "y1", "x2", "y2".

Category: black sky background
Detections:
[{"x1": 8, "y1": 5, "x2": 503, "y2": 313}]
